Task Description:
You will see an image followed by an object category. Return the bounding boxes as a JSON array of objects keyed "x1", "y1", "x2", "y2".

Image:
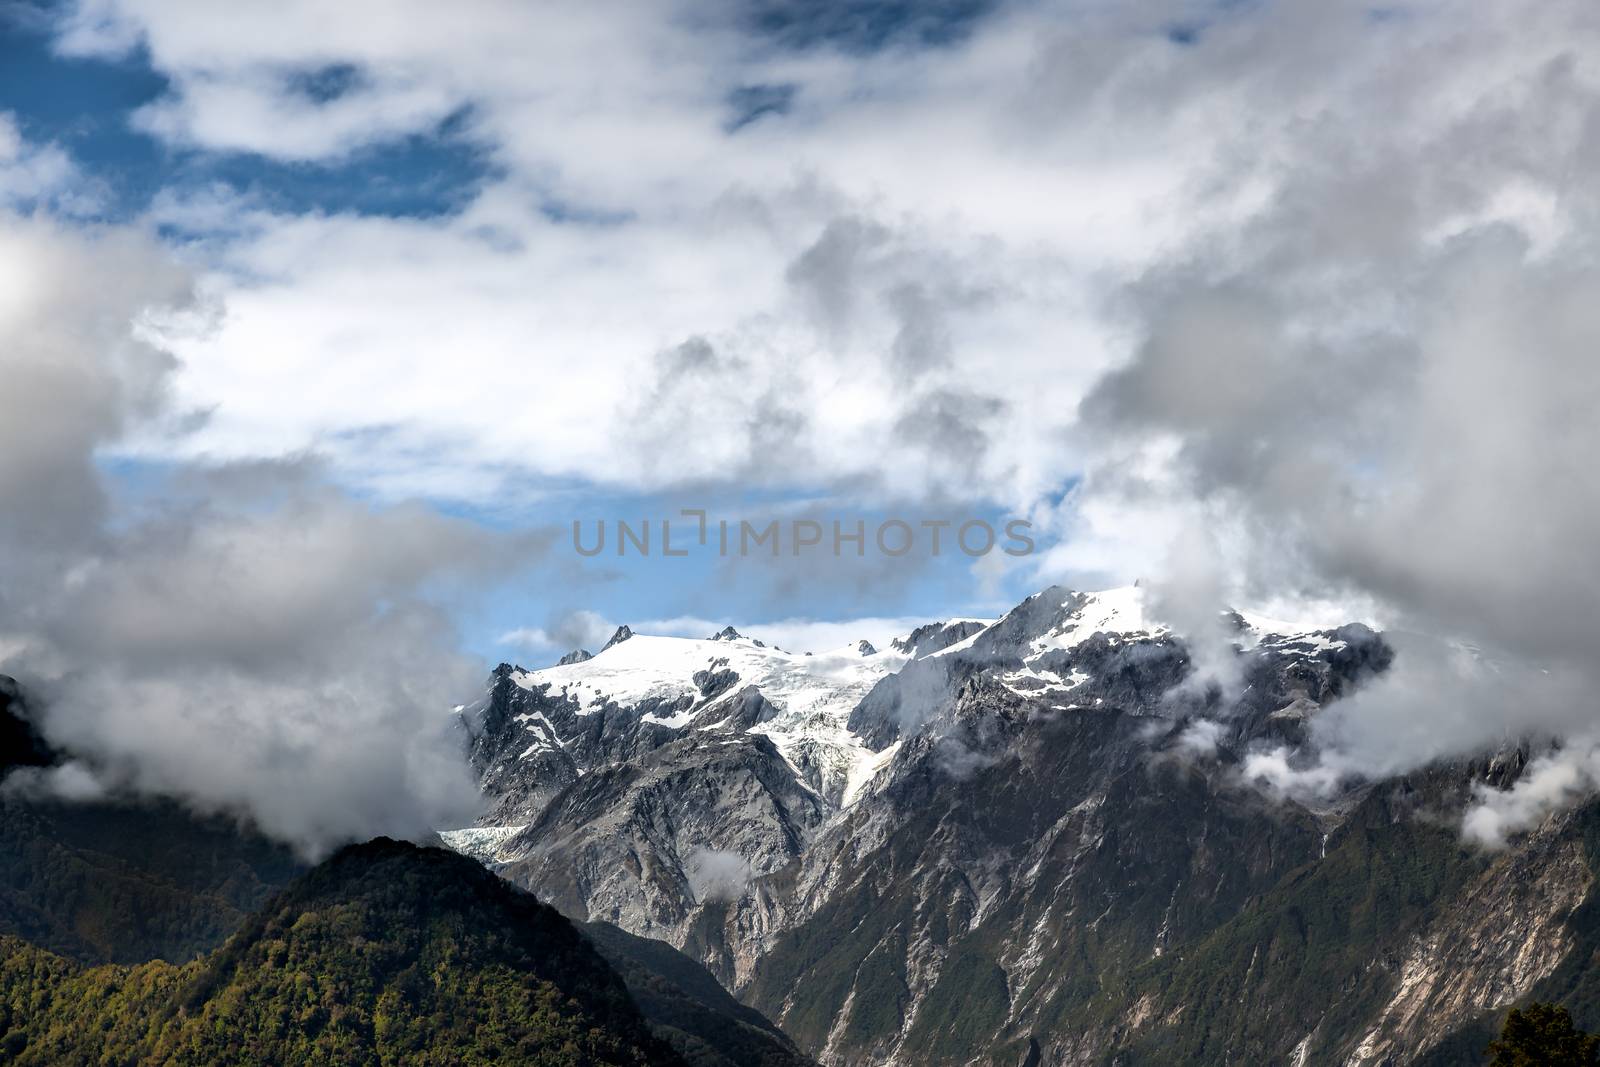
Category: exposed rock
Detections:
[{"x1": 452, "y1": 588, "x2": 1600, "y2": 1066}]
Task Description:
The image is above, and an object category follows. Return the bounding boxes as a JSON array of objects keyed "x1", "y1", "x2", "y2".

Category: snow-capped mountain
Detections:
[
  {"x1": 449, "y1": 587, "x2": 1356, "y2": 945},
  {"x1": 506, "y1": 626, "x2": 914, "y2": 803},
  {"x1": 455, "y1": 617, "x2": 988, "y2": 835},
  {"x1": 447, "y1": 586, "x2": 1594, "y2": 1066}
]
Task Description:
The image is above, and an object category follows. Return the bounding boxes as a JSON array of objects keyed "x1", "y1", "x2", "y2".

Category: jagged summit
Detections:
[
  {"x1": 856, "y1": 639, "x2": 877, "y2": 656},
  {"x1": 447, "y1": 585, "x2": 1560, "y2": 1067},
  {"x1": 443, "y1": 585, "x2": 1571, "y2": 1067},
  {"x1": 891, "y1": 619, "x2": 988, "y2": 657},
  {"x1": 557, "y1": 648, "x2": 593, "y2": 666},
  {"x1": 602, "y1": 625, "x2": 634, "y2": 650},
  {"x1": 709, "y1": 625, "x2": 768, "y2": 648}
]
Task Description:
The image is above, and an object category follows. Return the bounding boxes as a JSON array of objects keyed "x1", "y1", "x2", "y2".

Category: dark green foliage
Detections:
[
  {"x1": 1487, "y1": 1003, "x2": 1600, "y2": 1066},
  {"x1": 0, "y1": 796, "x2": 303, "y2": 965},
  {"x1": 0, "y1": 838, "x2": 687, "y2": 1066},
  {"x1": 581, "y1": 920, "x2": 815, "y2": 1067},
  {"x1": 901, "y1": 947, "x2": 1009, "y2": 1062},
  {"x1": 0, "y1": 673, "x2": 305, "y2": 967},
  {"x1": 1102, "y1": 787, "x2": 1481, "y2": 1065}
]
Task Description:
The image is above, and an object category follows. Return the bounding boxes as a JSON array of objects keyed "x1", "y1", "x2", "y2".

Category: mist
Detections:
[
  {"x1": 0, "y1": 213, "x2": 527, "y2": 857},
  {"x1": 1061, "y1": 1, "x2": 1600, "y2": 839}
]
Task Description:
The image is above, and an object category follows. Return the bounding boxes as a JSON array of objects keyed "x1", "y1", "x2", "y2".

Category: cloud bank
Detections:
[{"x1": 0, "y1": 199, "x2": 532, "y2": 855}]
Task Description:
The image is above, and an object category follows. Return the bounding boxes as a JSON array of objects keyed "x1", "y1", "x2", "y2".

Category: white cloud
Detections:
[
  {"x1": 53, "y1": 1, "x2": 1203, "y2": 509},
  {"x1": 0, "y1": 111, "x2": 86, "y2": 211},
  {"x1": 0, "y1": 183, "x2": 538, "y2": 857},
  {"x1": 1463, "y1": 743, "x2": 1600, "y2": 849},
  {"x1": 22, "y1": 0, "x2": 1600, "y2": 836}
]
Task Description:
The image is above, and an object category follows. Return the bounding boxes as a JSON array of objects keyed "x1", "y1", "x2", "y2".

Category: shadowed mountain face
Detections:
[
  {"x1": 0, "y1": 837, "x2": 813, "y2": 1067},
  {"x1": 457, "y1": 586, "x2": 1600, "y2": 1065},
  {"x1": 0, "y1": 678, "x2": 52, "y2": 773},
  {"x1": 0, "y1": 676, "x2": 307, "y2": 967}
]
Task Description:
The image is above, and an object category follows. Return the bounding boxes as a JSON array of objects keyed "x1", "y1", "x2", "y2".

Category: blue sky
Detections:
[{"x1": 0, "y1": 9, "x2": 494, "y2": 219}]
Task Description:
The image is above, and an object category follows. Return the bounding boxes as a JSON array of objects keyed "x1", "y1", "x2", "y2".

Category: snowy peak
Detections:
[
  {"x1": 951, "y1": 585, "x2": 1369, "y2": 711},
  {"x1": 1029, "y1": 585, "x2": 1165, "y2": 652},
  {"x1": 557, "y1": 648, "x2": 593, "y2": 666},
  {"x1": 892, "y1": 619, "x2": 990, "y2": 658},
  {"x1": 987, "y1": 585, "x2": 1337, "y2": 656},
  {"x1": 472, "y1": 588, "x2": 1358, "y2": 829},
  {"x1": 501, "y1": 629, "x2": 916, "y2": 805},
  {"x1": 709, "y1": 624, "x2": 768, "y2": 647}
]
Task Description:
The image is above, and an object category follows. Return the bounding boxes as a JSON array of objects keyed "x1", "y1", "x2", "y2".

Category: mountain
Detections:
[
  {"x1": 0, "y1": 837, "x2": 813, "y2": 1066},
  {"x1": 0, "y1": 677, "x2": 306, "y2": 966},
  {"x1": 582, "y1": 919, "x2": 815, "y2": 1067},
  {"x1": 0, "y1": 677, "x2": 51, "y2": 773},
  {"x1": 457, "y1": 586, "x2": 1600, "y2": 1065},
  {"x1": 453, "y1": 622, "x2": 978, "y2": 967}
]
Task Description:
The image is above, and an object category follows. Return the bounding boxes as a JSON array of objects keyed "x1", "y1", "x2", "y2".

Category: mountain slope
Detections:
[
  {"x1": 583, "y1": 919, "x2": 814, "y2": 1067},
  {"x1": 455, "y1": 624, "x2": 979, "y2": 975},
  {"x1": 0, "y1": 675, "x2": 305, "y2": 966},
  {"x1": 462, "y1": 585, "x2": 1600, "y2": 1065},
  {"x1": 0, "y1": 836, "x2": 817, "y2": 1067},
  {"x1": 0, "y1": 838, "x2": 685, "y2": 1065}
]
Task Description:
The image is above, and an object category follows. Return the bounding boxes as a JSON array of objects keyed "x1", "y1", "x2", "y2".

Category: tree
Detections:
[{"x1": 1488, "y1": 1003, "x2": 1600, "y2": 1066}]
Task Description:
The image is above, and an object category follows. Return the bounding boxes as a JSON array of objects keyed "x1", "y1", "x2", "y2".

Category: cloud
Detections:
[
  {"x1": 685, "y1": 847, "x2": 752, "y2": 903},
  {"x1": 1463, "y1": 743, "x2": 1600, "y2": 849},
  {"x1": 0, "y1": 199, "x2": 547, "y2": 857},
  {"x1": 1050, "y1": 0, "x2": 1600, "y2": 831},
  {"x1": 38, "y1": 1, "x2": 1135, "y2": 510},
  {"x1": 0, "y1": 112, "x2": 84, "y2": 211},
  {"x1": 0, "y1": 217, "x2": 188, "y2": 551},
  {"x1": 1, "y1": 760, "x2": 109, "y2": 804},
  {"x1": 1173, "y1": 718, "x2": 1225, "y2": 760},
  {"x1": 497, "y1": 609, "x2": 614, "y2": 661}
]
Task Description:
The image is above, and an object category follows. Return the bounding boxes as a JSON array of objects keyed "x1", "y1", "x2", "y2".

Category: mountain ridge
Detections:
[{"x1": 455, "y1": 584, "x2": 1596, "y2": 1065}]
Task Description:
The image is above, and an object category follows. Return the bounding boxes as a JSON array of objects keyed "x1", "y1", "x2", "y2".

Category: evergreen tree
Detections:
[{"x1": 1488, "y1": 1003, "x2": 1600, "y2": 1066}]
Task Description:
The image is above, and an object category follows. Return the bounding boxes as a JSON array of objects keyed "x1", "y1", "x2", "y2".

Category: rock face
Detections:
[{"x1": 454, "y1": 588, "x2": 1600, "y2": 1066}]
